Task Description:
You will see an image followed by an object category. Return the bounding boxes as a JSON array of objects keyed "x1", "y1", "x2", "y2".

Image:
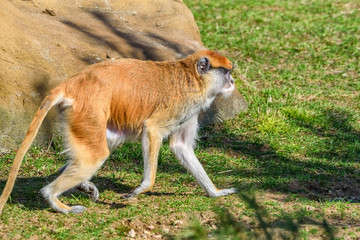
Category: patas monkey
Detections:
[{"x1": 0, "y1": 50, "x2": 237, "y2": 214}]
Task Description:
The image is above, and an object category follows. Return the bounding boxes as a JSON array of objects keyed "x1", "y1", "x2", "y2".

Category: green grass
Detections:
[{"x1": 1, "y1": 0, "x2": 360, "y2": 238}]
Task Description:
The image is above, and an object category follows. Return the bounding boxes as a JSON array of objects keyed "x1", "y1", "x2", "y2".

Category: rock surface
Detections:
[{"x1": 0, "y1": 0, "x2": 247, "y2": 152}]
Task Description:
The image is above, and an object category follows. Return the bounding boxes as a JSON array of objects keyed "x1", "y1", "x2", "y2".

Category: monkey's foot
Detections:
[
  {"x1": 76, "y1": 181, "x2": 99, "y2": 201},
  {"x1": 121, "y1": 183, "x2": 151, "y2": 199},
  {"x1": 69, "y1": 205, "x2": 87, "y2": 214},
  {"x1": 121, "y1": 192, "x2": 137, "y2": 199},
  {"x1": 52, "y1": 205, "x2": 87, "y2": 214},
  {"x1": 210, "y1": 188, "x2": 237, "y2": 197}
]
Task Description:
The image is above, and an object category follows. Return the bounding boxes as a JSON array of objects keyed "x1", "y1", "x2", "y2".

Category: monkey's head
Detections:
[{"x1": 195, "y1": 50, "x2": 235, "y2": 98}]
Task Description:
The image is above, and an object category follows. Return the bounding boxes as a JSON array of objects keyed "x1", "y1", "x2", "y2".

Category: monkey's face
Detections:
[{"x1": 197, "y1": 57, "x2": 235, "y2": 98}]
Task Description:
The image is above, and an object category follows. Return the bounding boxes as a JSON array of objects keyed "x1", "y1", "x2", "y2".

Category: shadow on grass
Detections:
[
  {"x1": 172, "y1": 193, "x2": 340, "y2": 240},
  {"x1": 197, "y1": 107, "x2": 360, "y2": 202},
  {"x1": 0, "y1": 167, "x2": 192, "y2": 212},
  {"x1": 288, "y1": 108, "x2": 360, "y2": 163},
  {"x1": 0, "y1": 173, "x2": 133, "y2": 211}
]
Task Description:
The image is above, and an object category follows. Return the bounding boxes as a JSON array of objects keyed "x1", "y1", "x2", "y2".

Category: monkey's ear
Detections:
[{"x1": 197, "y1": 57, "x2": 211, "y2": 75}]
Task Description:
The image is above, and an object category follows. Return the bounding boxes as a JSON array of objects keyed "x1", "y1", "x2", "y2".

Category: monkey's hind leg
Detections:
[
  {"x1": 59, "y1": 164, "x2": 99, "y2": 201},
  {"x1": 41, "y1": 143, "x2": 109, "y2": 214}
]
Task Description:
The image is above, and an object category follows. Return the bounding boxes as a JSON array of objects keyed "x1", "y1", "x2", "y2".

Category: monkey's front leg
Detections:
[
  {"x1": 124, "y1": 125, "x2": 162, "y2": 199},
  {"x1": 170, "y1": 117, "x2": 237, "y2": 197}
]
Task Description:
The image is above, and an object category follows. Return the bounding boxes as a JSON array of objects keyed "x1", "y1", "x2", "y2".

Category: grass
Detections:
[{"x1": 1, "y1": 0, "x2": 360, "y2": 239}]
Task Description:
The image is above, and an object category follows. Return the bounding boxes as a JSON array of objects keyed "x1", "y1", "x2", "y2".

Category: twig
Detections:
[{"x1": 217, "y1": 170, "x2": 233, "y2": 174}]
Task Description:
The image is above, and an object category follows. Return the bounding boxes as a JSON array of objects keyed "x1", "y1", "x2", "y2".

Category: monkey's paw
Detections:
[{"x1": 76, "y1": 181, "x2": 99, "y2": 201}]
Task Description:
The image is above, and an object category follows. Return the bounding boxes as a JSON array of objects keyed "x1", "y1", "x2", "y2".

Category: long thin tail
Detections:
[{"x1": 0, "y1": 91, "x2": 63, "y2": 215}]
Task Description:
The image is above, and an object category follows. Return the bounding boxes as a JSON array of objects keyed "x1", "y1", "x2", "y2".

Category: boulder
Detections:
[{"x1": 0, "y1": 0, "x2": 247, "y2": 152}]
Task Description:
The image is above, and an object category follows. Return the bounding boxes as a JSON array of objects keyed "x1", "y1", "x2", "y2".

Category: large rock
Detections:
[{"x1": 0, "y1": 0, "x2": 247, "y2": 152}]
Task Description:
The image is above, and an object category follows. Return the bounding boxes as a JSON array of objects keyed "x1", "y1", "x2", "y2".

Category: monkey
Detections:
[{"x1": 0, "y1": 50, "x2": 237, "y2": 214}]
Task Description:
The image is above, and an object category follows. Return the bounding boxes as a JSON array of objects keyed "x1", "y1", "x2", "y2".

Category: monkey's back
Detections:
[{"x1": 57, "y1": 58, "x2": 205, "y2": 135}]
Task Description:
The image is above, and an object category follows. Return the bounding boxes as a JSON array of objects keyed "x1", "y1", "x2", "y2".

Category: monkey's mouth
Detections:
[{"x1": 221, "y1": 77, "x2": 235, "y2": 97}]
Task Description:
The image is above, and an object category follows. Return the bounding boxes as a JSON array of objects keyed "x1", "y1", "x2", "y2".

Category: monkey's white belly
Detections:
[{"x1": 106, "y1": 129, "x2": 139, "y2": 151}]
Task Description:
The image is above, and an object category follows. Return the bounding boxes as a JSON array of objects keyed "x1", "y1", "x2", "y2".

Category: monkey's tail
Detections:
[{"x1": 0, "y1": 90, "x2": 64, "y2": 215}]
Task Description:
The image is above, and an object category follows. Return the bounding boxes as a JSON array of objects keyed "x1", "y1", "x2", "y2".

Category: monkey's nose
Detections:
[{"x1": 230, "y1": 78, "x2": 234, "y2": 84}]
